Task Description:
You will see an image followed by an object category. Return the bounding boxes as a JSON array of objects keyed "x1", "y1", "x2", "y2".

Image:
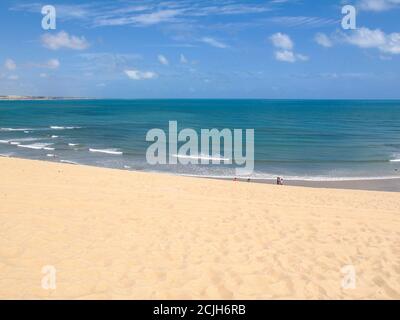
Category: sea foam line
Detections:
[
  {"x1": 17, "y1": 143, "x2": 54, "y2": 151},
  {"x1": 13, "y1": 137, "x2": 41, "y2": 143},
  {"x1": 89, "y1": 148, "x2": 123, "y2": 155},
  {"x1": 172, "y1": 154, "x2": 230, "y2": 162},
  {"x1": 50, "y1": 126, "x2": 81, "y2": 130},
  {"x1": 0, "y1": 137, "x2": 41, "y2": 145},
  {"x1": 0, "y1": 127, "x2": 35, "y2": 132},
  {"x1": 60, "y1": 160, "x2": 80, "y2": 165}
]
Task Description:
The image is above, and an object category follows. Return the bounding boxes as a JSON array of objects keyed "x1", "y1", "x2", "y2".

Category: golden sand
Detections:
[{"x1": 0, "y1": 157, "x2": 399, "y2": 299}]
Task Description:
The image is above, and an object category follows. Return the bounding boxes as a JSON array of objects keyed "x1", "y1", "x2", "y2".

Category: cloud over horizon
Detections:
[
  {"x1": 41, "y1": 31, "x2": 89, "y2": 50},
  {"x1": 358, "y1": 0, "x2": 400, "y2": 11},
  {"x1": 4, "y1": 59, "x2": 17, "y2": 71},
  {"x1": 158, "y1": 54, "x2": 169, "y2": 66},
  {"x1": 315, "y1": 33, "x2": 333, "y2": 48},
  {"x1": 124, "y1": 69, "x2": 158, "y2": 80},
  {"x1": 201, "y1": 37, "x2": 229, "y2": 49},
  {"x1": 344, "y1": 27, "x2": 400, "y2": 54},
  {"x1": 270, "y1": 33, "x2": 308, "y2": 63}
]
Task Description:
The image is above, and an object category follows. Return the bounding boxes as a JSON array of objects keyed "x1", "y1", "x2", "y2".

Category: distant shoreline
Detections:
[{"x1": 0, "y1": 96, "x2": 90, "y2": 101}]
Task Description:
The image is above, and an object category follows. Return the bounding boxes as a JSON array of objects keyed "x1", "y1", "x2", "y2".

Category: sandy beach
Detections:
[{"x1": 1, "y1": 157, "x2": 400, "y2": 299}]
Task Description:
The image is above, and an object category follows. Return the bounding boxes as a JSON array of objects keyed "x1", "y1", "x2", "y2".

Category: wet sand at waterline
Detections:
[
  {"x1": 226, "y1": 177, "x2": 400, "y2": 192},
  {"x1": 1, "y1": 157, "x2": 400, "y2": 299}
]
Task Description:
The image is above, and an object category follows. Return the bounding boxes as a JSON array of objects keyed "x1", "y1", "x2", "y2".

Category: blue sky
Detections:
[{"x1": 0, "y1": 0, "x2": 400, "y2": 99}]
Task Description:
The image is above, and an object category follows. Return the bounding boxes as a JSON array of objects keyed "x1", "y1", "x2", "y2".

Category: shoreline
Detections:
[
  {"x1": 262, "y1": 178, "x2": 400, "y2": 192},
  {"x1": 0, "y1": 96, "x2": 90, "y2": 101},
  {"x1": 1, "y1": 154, "x2": 399, "y2": 192},
  {"x1": 219, "y1": 177, "x2": 400, "y2": 192},
  {"x1": 1, "y1": 156, "x2": 400, "y2": 299}
]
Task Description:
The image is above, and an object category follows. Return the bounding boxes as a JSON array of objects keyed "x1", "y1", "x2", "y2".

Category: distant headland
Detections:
[{"x1": 0, "y1": 95, "x2": 89, "y2": 101}]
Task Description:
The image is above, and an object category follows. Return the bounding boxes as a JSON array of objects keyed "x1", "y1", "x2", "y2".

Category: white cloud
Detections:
[
  {"x1": 158, "y1": 54, "x2": 169, "y2": 65},
  {"x1": 268, "y1": 16, "x2": 338, "y2": 28},
  {"x1": 275, "y1": 50, "x2": 309, "y2": 63},
  {"x1": 296, "y1": 54, "x2": 309, "y2": 61},
  {"x1": 270, "y1": 32, "x2": 293, "y2": 50},
  {"x1": 133, "y1": 9, "x2": 181, "y2": 25},
  {"x1": 8, "y1": 75, "x2": 19, "y2": 80},
  {"x1": 41, "y1": 31, "x2": 89, "y2": 50},
  {"x1": 4, "y1": 59, "x2": 17, "y2": 71},
  {"x1": 344, "y1": 27, "x2": 400, "y2": 54},
  {"x1": 29, "y1": 59, "x2": 61, "y2": 69},
  {"x1": 319, "y1": 72, "x2": 372, "y2": 79},
  {"x1": 45, "y1": 59, "x2": 60, "y2": 69},
  {"x1": 180, "y1": 54, "x2": 188, "y2": 64},
  {"x1": 270, "y1": 33, "x2": 308, "y2": 63},
  {"x1": 96, "y1": 9, "x2": 182, "y2": 26},
  {"x1": 79, "y1": 53, "x2": 141, "y2": 74},
  {"x1": 275, "y1": 50, "x2": 296, "y2": 62},
  {"x1": 124, "y1": 69, "x2": 158, "y2": 80},
  {"x1": 358, "y1": 0, "x2": 400, "y2": 11},
  {"x1": 12, "y1": 2, "x2": 272, "y2": 28},
  {"x1": 201, "y1": 37, "x2": 229, "y2": 48},
  {"x1": 345, "y1": 28, "x2": 386, "y2": 48},
  {"x1": 315, "y1": 33, "x2": 333, "y2": 48}
]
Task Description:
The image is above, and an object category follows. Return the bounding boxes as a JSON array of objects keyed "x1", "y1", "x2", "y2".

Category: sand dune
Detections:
[{"x1": 0, "y1": 157, "x2": 399, "y2": 299}]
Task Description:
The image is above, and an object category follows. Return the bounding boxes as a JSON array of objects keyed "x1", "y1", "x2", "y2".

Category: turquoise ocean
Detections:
[{"x1": 1, "y1": 99, "x2": 400, "y2": 181}]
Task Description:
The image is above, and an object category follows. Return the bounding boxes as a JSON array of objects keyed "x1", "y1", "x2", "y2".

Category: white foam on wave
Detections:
[
  {"x1": 0, "y1": 127, "x2": 35, "y2": 132},
  {"x1": 60, "y1": 160, "x2": 80, "y2": 165},
  {"x1": 68, "y1": 143, "x2": 78, "y2": 146},
  {"x1": 15, "y1": 137, "x2": 40, "y2": 141},
  {"x1": 89, "y1": 148, "x2": 123, "y2": 155},
  {"x1": 17, "y1": 143, "x2": 54, "y2": 151},
  {"x1": 0, "y1": 137, "x2": 42, "y2": 145},
  {"x1": 9, "y1": 137, "x2": 41, "y2": 144},
  {"x1": 172, "y1": 154, "x2": 230, "y2": 162},
  {"x1": 390, "y1": 159, "x2": 400, "y2": 162},
  {"x1": 51, "y1": 135, "x2": 59, "y2": 138},
  {"x1": 50, "y1": 126, "x2": 81, "y2": 130}
]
